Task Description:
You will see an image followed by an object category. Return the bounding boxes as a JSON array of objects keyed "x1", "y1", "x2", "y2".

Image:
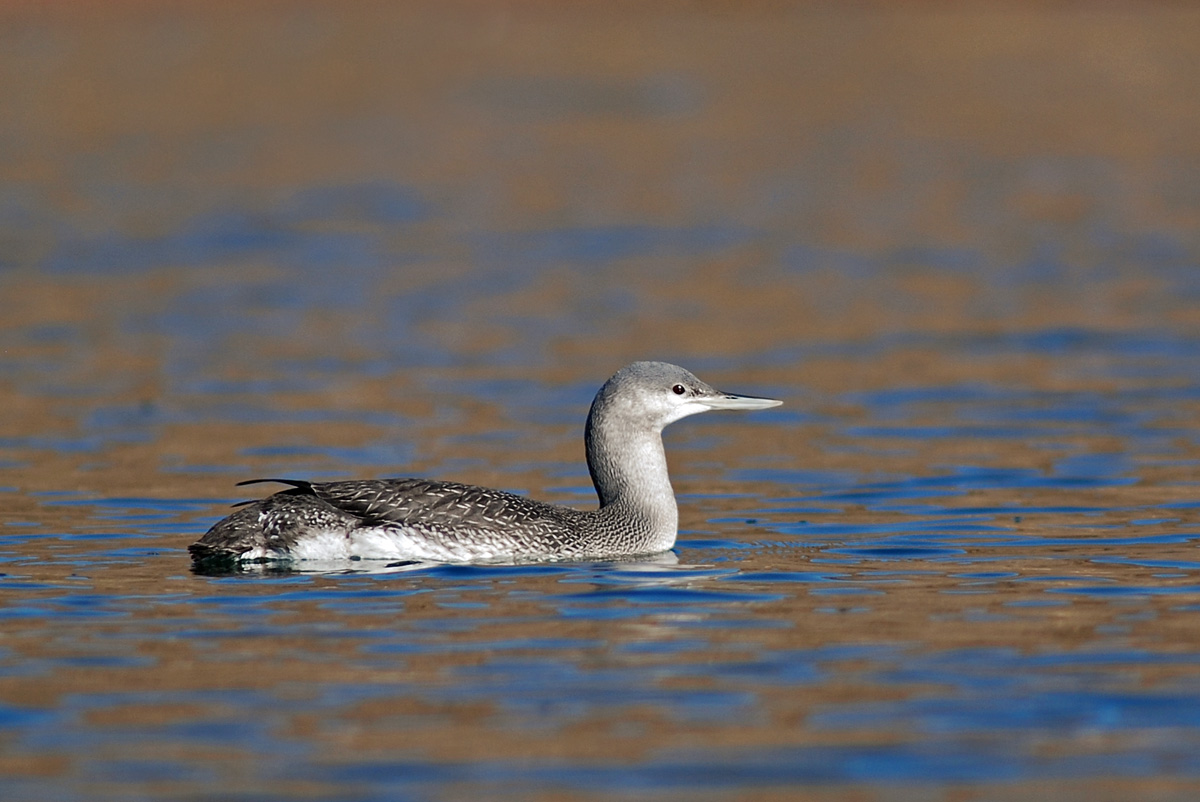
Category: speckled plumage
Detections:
[{"x1": 189, "y1": 362, "x2": 780, "y2": 568}]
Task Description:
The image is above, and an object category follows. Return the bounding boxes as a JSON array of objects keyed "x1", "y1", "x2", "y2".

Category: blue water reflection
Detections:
[
  {"x1": 41, "y1": 182, "x2": 425, "y2": 276},
  {"x1": 5, "y1": 5, "x2": 1200, "y2": 800}
]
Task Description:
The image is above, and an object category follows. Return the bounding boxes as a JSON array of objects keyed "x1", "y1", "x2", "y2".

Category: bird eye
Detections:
[{"x1": 672, "y1": 384, "x2": 686, "y2": 395}]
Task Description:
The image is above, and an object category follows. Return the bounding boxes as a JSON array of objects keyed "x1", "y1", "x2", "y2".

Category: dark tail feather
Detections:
[
  {"x1": 229, "y1": 478, "x2": 316, "y2": 507},
  {"x1": 236, "y1": 478, "x2": 315, "y2": 491}
]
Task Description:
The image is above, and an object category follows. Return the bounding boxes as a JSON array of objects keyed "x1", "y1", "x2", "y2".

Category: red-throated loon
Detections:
[{"x1": 189, "y1": 361, "x2": 780, "y2": 568}]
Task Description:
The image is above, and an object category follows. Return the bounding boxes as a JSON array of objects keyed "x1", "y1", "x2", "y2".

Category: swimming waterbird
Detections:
[{"x1": 189, "y1": 361, "x2": 780, "y2": 567}]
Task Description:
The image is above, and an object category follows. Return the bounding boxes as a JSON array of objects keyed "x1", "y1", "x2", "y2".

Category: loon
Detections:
[{"x1": 189, "y1": 361, "x2": 780, "y2": 567}]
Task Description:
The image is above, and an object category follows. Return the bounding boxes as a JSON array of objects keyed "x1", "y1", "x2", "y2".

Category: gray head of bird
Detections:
[{"x1": 590, "y1": 361, "x2": 781, "y2": 433}]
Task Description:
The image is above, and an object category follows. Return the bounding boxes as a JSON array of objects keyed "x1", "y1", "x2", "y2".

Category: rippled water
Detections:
[{"x1": 4, "y1": 3, "x2": 1200, "y2": 801}]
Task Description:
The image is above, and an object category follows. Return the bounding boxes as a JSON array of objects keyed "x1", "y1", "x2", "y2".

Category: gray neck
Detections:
[{"x1": 584, "y1": 402, "x2": 678, "y2": 545}]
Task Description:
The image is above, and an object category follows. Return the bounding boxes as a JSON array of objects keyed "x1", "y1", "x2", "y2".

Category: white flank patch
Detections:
[{"x1": 274, "y1": 526, "x2": 504, "y2": 563}]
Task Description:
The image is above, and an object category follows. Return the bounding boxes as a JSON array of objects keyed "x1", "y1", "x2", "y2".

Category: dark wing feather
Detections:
[{"x1": 306, "y1": 478, "x2": 579, "y2": 532}]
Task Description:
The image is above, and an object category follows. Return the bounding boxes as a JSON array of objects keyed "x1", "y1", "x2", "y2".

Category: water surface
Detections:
[{"x1": 3, "y1": 3, "x2": 1200, "y2": 800}]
